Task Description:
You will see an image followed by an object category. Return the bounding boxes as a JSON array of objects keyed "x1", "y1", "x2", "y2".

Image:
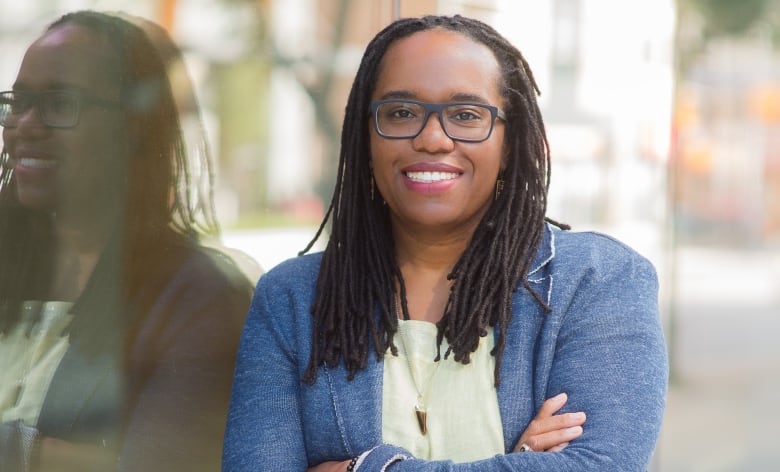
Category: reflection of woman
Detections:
[
  {"x1": 0, "y1": 10, "x2": 253, "y2": 471},
  {"x1": 224, "y1": 15, "x2": 667, "y2": 471}
]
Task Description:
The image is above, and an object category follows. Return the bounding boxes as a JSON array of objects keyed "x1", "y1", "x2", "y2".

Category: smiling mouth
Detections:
[
  {"x1": 16, "y1": 158, "x2": 57, "y2": 170},
  {"x1": 405, "y1": 171, "x2": 459, "y2": 183}
]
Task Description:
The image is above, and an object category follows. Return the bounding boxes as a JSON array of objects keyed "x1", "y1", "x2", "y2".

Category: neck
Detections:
[
  {"x1": 392, "y1": 222, "x2": 474, "y2": 324},
  {"x1": 49, "y1": 213, "x2": 113, "y2": 300}
]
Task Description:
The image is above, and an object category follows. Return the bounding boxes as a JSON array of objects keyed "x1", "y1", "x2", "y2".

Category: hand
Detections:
[
  {"x1": 513, "y1": 392, "x2": 586, "y2": 453},
  {"x1": 307, "y1": 459, "x2": 352, "y2": 472}
]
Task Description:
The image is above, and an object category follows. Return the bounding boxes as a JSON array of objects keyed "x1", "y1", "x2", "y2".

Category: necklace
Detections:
[{"x1": 394, "y1": 295, "x2": 440, "y2": 436}]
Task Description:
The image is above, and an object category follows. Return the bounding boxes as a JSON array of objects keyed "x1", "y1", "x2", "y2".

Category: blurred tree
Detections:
[
  {"x1": 691, "y1": 0, "x2": 771, "y2": 37},
  {"x1": 269, "y1": 0, "x2": 350, "y2": 204},
  {"x1": 217, "y1": 0, "x2": 352, "y2": 214},
  {"x1": 678, "y1": 0, "x2": 780, "y2": 52}
]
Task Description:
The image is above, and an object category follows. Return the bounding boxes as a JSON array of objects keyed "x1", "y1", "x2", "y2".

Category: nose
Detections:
[{"x1": 412, "y1": 112, "x2": 455, "y2": 153}]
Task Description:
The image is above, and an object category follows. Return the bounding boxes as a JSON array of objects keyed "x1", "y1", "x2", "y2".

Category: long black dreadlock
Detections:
[{"x1": 300, "y1": 15, "x2": 564, "y2": 386}]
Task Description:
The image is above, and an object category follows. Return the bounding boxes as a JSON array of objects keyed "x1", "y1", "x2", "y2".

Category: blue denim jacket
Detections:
[{"x1": 224, "y1": 225, "x2": 668, "y2": 471}]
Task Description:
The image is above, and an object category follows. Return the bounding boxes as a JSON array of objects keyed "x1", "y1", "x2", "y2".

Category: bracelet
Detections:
[{"x1": 346, "y1": 456, "x2": 359, "y2": 471}]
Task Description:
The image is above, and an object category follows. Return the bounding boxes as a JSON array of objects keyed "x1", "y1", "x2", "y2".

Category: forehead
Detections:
[
  {"x1": 14, "y1": 24, "x2": 120, "y2": 93},
  {"x1": 373, "y1": 29, "x2": 502, "y2": 103}
]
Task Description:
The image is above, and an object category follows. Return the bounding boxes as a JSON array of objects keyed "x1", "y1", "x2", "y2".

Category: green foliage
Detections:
[
  {"x1": 676, "y1": 0, "x2": 780, "y2": 71},
  {"x1": 691, "y1": 0, "x2": 771, "y2": 37}
]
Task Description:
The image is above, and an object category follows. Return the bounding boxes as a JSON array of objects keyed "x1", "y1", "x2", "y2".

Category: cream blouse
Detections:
[
  {"x1": 0, "y1": 301, "x2": 74, "y2": 427},
  {"x1": 382, "y1": 319, "x2": 504, "y2": 463}
]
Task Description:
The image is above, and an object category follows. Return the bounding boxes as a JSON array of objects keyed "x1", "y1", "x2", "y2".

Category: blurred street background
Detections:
[{"x1": 2, "y1": 0, "x2": 779, "y2": 470}]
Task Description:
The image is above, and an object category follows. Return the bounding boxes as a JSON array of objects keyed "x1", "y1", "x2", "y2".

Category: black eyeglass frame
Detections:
[
  {"x1": 369, "y1": 99, "x2": 507, "y2": 143},
  {"x1": 0, "y1": 90, "x2": 123, "y2": 129}
]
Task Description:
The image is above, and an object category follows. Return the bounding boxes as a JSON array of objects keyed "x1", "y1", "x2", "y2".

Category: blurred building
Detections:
[
  {"x1": 673, "y1": 35, "x2": 780, "y2": 246},
  {"x1": 263, "y1": 0, "x2": 676, "y2": 266},
  {"x1": 0, "y1": 0, "x2": 678, "y2": 267}
]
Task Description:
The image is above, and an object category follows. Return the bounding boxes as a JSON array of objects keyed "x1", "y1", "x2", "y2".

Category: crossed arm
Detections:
[{"x1": 309, "y1": 393, "x2": 587, "y2": 472}]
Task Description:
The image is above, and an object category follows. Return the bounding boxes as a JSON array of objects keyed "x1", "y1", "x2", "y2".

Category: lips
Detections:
[
  {"x1": 402, "y1": 162, "x2": 462, "y2": 179},
  {"x1": 405, "y1": 170, "x2": 459, "y2": 183},
  {"x1": 400, "y1": 162, "x2": 463, "y2": 193},
  {"x1": 8, "y1": 147, "x2": 58, "y2": 171},
  {"x1": 15, "y1": 157, "x2": 57, "y2": 169}
]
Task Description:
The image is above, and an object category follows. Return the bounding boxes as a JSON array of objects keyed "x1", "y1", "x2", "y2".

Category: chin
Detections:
[{"x1": 16, "y1": 187, "x2": 57, "y2": 212}]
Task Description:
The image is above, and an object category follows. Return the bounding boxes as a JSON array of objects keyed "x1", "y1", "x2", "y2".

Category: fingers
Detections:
[
  {"x1": 523, "y1": 410, "x2": 586, "y2": 438},
  {"x1": 535, "y1": 392, "x2": 569, "y2": 418},
  {"x1": 547, "y1": 442, "x2": 570, "y2": 453},
  {"x1": 513, "y1": 392, "x2": 587, "y2": 453},
  {"x1": 514, "y1": 424, "x2": 583, "y2": 452},
  {"x1": 515, "y1": 425, "x2": 583, "y2": 453}
]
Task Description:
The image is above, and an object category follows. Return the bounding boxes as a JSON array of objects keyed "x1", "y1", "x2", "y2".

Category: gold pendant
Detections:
[{"x1": 414, "y1": 403, "x2": 427, "y2": 435}]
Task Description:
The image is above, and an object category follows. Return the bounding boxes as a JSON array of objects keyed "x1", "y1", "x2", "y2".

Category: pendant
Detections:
[{"x1": 414, "y1": 400, "x2": 428, "y2": 435}]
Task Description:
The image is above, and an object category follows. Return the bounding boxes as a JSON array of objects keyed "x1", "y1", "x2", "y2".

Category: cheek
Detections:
[
  {"x1": 369, "y1": 135, "x2": 393, "y2": 179},
  {"x1": 58, "y1": 130, "x2": 127, "y2": 197},
  {"x1": 70, "y1": 116, "x2": 126, "y2": 158}
]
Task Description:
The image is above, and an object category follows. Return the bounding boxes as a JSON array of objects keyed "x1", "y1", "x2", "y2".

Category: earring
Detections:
[
  {"x1": 494, "y1": 177, "x2": 504, "y2": 200},
  {"x1": 370, "y1": 175, "x2": 375, "y2": 201}
]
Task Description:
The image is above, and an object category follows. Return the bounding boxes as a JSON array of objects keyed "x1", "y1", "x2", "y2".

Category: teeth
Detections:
[
  {"x1": 405, "y1": 171, "x2": 458, "y2": 183},
  {"x1": 18, "y1": 158, "x2": 56, "y2": 169}
]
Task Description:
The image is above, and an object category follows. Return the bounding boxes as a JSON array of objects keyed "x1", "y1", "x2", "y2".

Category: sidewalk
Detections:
[{"x1": 656, "y1": 246, "x2": 780, "y2": 471}]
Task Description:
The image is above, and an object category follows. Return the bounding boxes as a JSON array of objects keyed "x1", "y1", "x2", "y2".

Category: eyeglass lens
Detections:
[{"x1": 0, "y1": 91, "x2": 80, "y2": 128}]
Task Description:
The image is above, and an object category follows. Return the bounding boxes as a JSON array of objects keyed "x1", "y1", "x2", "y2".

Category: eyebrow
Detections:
[{"x1": 377, "y1": 90, "x2": 493, "y2": 104}]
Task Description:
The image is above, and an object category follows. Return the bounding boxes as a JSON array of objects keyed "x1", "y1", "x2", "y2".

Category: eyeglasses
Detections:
[
  {"x1": 0, "y1": 90, "x2": 122, "y2": 129},
  {"x1": 370, "y1": 99, "x2": 506, "y2": 143}
]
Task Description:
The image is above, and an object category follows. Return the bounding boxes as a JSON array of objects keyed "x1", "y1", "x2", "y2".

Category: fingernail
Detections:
[
  {"x1": 554, "y1": 392, "x2": 567, "y2": 401},
  {"x1": 567, "y1": 426, "x2": 583, "y2": 436}
]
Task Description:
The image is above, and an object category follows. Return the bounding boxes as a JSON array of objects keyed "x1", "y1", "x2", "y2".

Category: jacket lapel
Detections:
[
  {"x1": 322, "y1": 351, "x2": 384, "y2": 456},
  {"x1": 497, "y1": 224, "x2": 555, "y2": 451}
]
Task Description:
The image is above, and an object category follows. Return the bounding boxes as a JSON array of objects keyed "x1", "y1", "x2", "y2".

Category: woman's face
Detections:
[
  {"x1": 2, "y1": 24, "x2": 125, "y2": 219},
  {"x1": 369, "y1": 29, "x2": 506, "y2": 239}
]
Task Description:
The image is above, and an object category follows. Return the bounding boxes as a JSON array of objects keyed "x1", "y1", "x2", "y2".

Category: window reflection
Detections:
[{"x1": 0, "y1": 11, "x2": 254, "y2": 471}]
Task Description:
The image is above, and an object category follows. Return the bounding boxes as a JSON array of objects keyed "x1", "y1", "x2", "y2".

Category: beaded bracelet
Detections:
[{"x1": 346, "y1": 456, "x2": 359, "y2": 471}]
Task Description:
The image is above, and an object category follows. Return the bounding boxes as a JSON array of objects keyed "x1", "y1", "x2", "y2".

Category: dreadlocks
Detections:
[{"x1": 301, "y1": 15, "x2": 560, "y2": 386}]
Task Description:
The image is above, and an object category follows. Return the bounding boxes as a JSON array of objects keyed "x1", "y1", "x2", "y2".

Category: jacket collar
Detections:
[{"x1": 528, "y1": 222, "x2": 555, "y2": 277}]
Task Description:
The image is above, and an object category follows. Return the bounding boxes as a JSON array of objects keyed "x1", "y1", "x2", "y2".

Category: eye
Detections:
[
  {"x1": 446, "y1": 105, "x2": 488, "y2": 126},
  {"x1": 392, "y1": 108, "x2": 414, "y2": 119},
  {"x1": 377, "y1": 101, "x2": 425, "y2": 123},
  {"x1": 5, "y1": 95, "x2": 30, "y2": 115},
  {"x1": 46, "y1": 93, "x2": 76, "y2": 114},
  {"x1": 383, "y1": 104, "x2": 419, "y2": 121}
]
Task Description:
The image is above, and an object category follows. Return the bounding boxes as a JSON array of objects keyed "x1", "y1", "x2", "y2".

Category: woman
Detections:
[
  {"x1": 224, "y1": 14, "x2": 667, "y2": 471},
  {"x1": 0, "y1": 11, "x2": 253, "y2": 471}
]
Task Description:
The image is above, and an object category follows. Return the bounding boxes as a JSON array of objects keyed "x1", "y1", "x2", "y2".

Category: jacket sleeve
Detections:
[
  {"x1": 118, "y1": 252, "x2": 253, "y2": 472},
  {"x1": 352, "y1": 239, "x2": 669, "y2": 471}
]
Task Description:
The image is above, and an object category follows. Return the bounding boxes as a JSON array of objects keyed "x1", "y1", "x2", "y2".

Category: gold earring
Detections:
[
  {"x1": 370, "y1": 175, "x2": 375, "y2": 201},
  {"x1": 495, "y1": 178, "x2": 504, "y2": 200}
]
